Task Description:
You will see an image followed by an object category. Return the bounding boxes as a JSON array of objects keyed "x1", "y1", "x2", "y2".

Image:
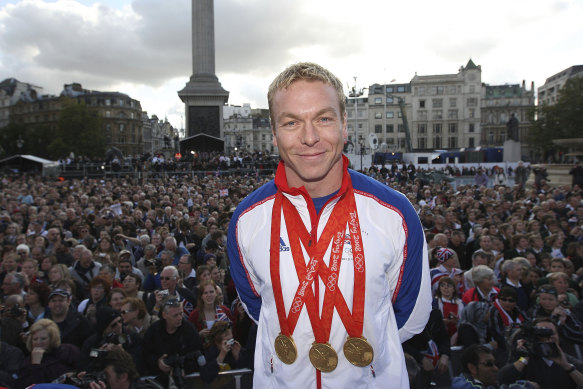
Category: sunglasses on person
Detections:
[
  {"x1": 160, "y1": 276, "x2": 176, "y2": 281},
  {"x1": 538, "y1": 287, "x2": 557, "y2": 296}
]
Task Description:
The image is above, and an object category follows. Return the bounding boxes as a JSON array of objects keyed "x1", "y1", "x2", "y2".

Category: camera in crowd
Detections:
[
  {"x1": 163, "y1": 351, "x2": 206, "y2": 389},
  {"x1": 147, "y1": 258, "x2": 162, "y2": 270},
  {"x1": 0, "y1": 304, "x2": 26, "y2": 318},
  {"x1": 89, "y1": 332, "x2": 128, "y2": 359},
  {"x1": 515, "y1": 323, "x2": 559, "y2": 359}
]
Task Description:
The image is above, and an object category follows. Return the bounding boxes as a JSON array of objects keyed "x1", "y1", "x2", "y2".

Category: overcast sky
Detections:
[{"x1": 1, "y1": 0, "x2": 582, "y2": 130}]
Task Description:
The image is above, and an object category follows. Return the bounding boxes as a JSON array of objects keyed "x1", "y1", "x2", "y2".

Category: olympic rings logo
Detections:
[
  {"x1": 291, "y1": 297, "x2": 303, "y2": 313},
  {"x1": 355, "y1": 258, "x2": 365, "y2": 273},
  {"x1": 327, "y1": 273, "x2": 338, "y2": 291}
]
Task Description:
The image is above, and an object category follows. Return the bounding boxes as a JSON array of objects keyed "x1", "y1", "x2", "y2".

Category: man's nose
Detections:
[{"x1": 302, "y1": 121, "x2": 320, "y2": 146}]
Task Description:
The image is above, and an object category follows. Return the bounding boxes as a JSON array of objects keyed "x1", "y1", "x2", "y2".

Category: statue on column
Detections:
[{"x1": 507, "y1": 113, "x2": 519, "y2": 142}]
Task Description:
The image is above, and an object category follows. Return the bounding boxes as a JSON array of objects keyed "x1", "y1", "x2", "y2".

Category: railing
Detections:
[{"x1": 140, "y1": 368, "x2": 253, "y2": 389}]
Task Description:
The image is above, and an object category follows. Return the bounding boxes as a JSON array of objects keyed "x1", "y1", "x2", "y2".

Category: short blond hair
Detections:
[
  {"x1": 26, "y1": 318, "x2": 61, "y2": 352},
  {"x1": 267, "y1": 62, "x2": 346, "y2": 127}
]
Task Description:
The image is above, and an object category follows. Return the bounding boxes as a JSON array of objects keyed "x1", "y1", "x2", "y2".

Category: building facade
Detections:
[
  {"x1": 481, "y1": 82, "x2": 535, "y2": 157},
  {"x1": 223, "y1": 105, "x2": 273, "y2": 155},
  {"x1": 0, "y1": 78, "x2": 43, "y2": 128},
  {"x1": 537, "y1": 65, "x2": 583, "y2": 106}
]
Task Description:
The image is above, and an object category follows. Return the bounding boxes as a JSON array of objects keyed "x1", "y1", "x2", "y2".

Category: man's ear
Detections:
[{"x1": 467, "y1": 363, "x2": 478, "y2": 377}]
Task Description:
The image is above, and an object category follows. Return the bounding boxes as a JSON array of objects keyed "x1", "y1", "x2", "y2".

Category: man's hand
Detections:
[
  {"x1": 421, "y1": 357, "x2": 434, "y2": 372},
  {"x1": 158, "y1": 354, "x2": 171, "y2": 373},
  {"x1": 436, "y1": 354, "x2": 449, "y2": 374}
]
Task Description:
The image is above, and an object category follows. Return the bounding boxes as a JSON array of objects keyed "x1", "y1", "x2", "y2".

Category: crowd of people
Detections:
[{"x1": 0, "y1": 158, "x2": 582, "y2": 388}]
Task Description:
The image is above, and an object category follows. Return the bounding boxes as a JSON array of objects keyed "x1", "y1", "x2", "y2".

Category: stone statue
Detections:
[{"x1": 507, "y1": 113, "x2": 519, "y2": 142}]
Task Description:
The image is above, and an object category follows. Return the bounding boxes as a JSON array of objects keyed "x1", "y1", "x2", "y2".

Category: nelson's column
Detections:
[{"x1": 178, "y1": 0, "x2": 229, "y2": 152}]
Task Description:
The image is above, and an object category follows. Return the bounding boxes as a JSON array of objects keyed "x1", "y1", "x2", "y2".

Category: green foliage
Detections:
[
  {"x1": 50, "y1": 100, "x2": 106, "y2": 159},
  {"x1": 530, "y1": 77, "x2": 583, "y2": 153}
]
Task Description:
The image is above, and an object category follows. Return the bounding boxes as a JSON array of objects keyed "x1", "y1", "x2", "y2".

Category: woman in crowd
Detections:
[
  {"x1": 203, "y1": 320, "x2": 250, "y2": 382},
  {"x1": 462, "y1": 265, "x2": 500, "y2": 304},
  {"x1": 25, "y1": 282, "x2": 51, "y2": 325},
  {"x1": 457, "y1": 301, "x2": 499, "y2": 356},
  {"x1": 188, "y1": 280, "x2": 233, "y2": 340},
  {"x1": 16, "y1": 319, "x2": 80, "y2": 388},
  {"x1": 21, "y1": 258, "x2": 40, "y2": 286},
  {"x1": 107, "y1": 288, "x2": 127, "y2": 311},
  {"x1": 548, "y1": 272, "x2": 579, "y2": 306},
  {"x1": 120, "y1": 297, "x2": 154, "y2": 338}
]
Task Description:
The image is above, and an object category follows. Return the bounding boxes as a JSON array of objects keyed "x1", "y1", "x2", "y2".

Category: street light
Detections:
[
  {"x1": 16, "y1": 136, "x2": 24, "y2": 155},
  {"x1": 348, "y1": 77, "x2": 367, "y2": 153}
]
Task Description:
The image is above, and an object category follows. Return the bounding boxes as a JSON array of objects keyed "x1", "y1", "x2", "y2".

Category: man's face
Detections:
[
  {"x1": 48, "y1": 295, "x2": 70, "y2": 317},
  {"x1": 472, "y1": 352, "x2": 498, "y2": 386},
  {"x1": 103, "y1": 365, "x2": 126, "y2": 389},
  {"x1": 162, "y1": 306, "x2": 183, "y2": 331},
  {"x1": 160, "y1": 253, "x2": 173, "y2": 267},
  {"x1": 271, "y1": 80, "x2": 347, "y2": 192},
  {"x1": 160, "y1": 270, "x2": 177, "y2": 291},
  {"x1": 123, "y1": 276, "x2": 138, "y2": 293},
  {"x1": 118, "y1": 261, "x2": 132, "y2": 275},
  {"x1": 177, "y1": 256, "x2": 191, "y2": 274},
  {"x1": 480, "y1": 236, "x2": 492, "y2": 251}
]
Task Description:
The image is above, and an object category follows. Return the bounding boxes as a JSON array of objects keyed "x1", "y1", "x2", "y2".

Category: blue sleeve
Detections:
[{"x1": 228, "y1": 210, "x2": 262, "y2": 322}]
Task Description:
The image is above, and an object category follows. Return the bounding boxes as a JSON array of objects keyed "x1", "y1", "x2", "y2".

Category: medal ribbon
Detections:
[{"x1": 269, "y1": 169, "x2": 366, "y2": 345}]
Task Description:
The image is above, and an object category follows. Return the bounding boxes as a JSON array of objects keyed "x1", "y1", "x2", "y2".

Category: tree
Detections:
[
  {"x1": 50, "y1": 100, "x2": 105, "y2": 160},
  {"x1": 529, "y1": 76, "x2": 583, "y2": 156}
]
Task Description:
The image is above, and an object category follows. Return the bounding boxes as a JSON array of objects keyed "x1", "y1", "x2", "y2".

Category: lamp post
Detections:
[
  {"x1": 16, "y1": 136, "x2": 24, "y2": 172},
  {"x1": 349, "y1": 77, "x2": 367, "y2": 153}
]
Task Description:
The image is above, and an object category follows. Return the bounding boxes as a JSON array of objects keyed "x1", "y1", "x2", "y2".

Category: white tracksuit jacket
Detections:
[{"x1": 228, "y1": 163, "x2": 431, "y2": 388}]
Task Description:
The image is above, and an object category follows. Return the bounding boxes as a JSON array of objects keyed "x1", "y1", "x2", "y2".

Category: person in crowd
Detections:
[
  {"x1": 107, "y1": 288, "x2": 127, "y2": 311},
  {"x1": 16, "y1": 318, "x2": 80, "y2": 388},
  {"x1": 141, "y1": 298, "x2": 209, "y2": 381},
  {"x1": 501, "y1": 259, "x2": 530, "y2": 312},
  {"x1": 99, "y1": 263, "x2": 124, "y2": 289},
  {"x1": 451, "y1": 344, "x2": 537, "y2": 389},
  {"x1": 433, "y1": 276, "x2": 464, "y2": 344},
  {"x1": 1, "y1": 271, "x2": 26, "y2": 300},
  {"x1": 188, "y1": 280, "x2": 233, "y2": 341},
  {"x1": 463, "y1": 265, "x2": 500, "y2": 304},
  {"x1": 0, "y1": 340, "x2": 23, "y2": 388},
  {"x1": 21, "y1": 258, "x2": 39, "y2": 286},
  {"x1": 77, "y1": 275, "x2": 111, "y2": 326},
  {"x1": 457, "y1": 301, "x2": 499, "y2": 352},
  {"x1": 69, "y1": 246, "x2": 102, "y2": 298},
  {"x1": 464, "y1": 251, "x2": 492, "y2": 289},
  {"x1": 146, "y1": 265, "x2": 196, "y2": 319},
  {"x1": 24, "y1": 281, "x2": 51, "y2": 324},
  {"x1": 203, "y1": 320, "x2": 252, "y2": 383},
  {"x1": 499, "y1": 318, "x2": 583, "y2": 388},
  {"x1": 530, "y1": 284, "x2": 583, "y2": 345},
  {"x1": 430, "y1": 247, "x2": 461, "y2": 295},
  {"x1": 122, "y1": 272, "x2": 145, "y2": 300},
  {"x1": 177, "y1": 254, "x2": 197, "y2": 291},
  {"x1": 120, "y1": 297, "x2": 155, "y2": 338},
  {"x1": 45, "y1": 288, "x2": 92, "y2": 349},
  {"x1": 79, "y1": 348, "x2": 143, "y2": 389}
]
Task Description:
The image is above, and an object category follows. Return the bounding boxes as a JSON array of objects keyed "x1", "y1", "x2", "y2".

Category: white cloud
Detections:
[{"x1": 1, "y1": 0, "x2": 582, "y2": 130}]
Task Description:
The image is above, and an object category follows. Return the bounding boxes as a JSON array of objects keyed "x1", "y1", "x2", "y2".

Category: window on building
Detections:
[
  {"x1": 467, "y1": 97, "x2": 478, "y2": 107},
  {"x1": 119, "y1": 124, "x2": 125, "y2": 132},
  {"x1": 386, "y1": 111, "x2": 394, "y2": 118},
  {"x1": 448, "y1": 123, "x2": 457, "y2": 133},
  {"x1": 450, "y1": 98, "x2": 457, "y2": 107},
  {"x1": 469, "y1": 123, "x2": 475, "y2": 132},
  {"x1": 374, "y1": 97, "x2": 382, "y2": 104},
  {"x1": 448, "y1": 110, "x2": 458, "y2": 119},
  {"x1": 449, "y1": 86, "x2": 457, "y2": 94},
  {"x1": 119, "y1": 99, "x2": 125, "y2": 106},
  {"x1": 434, "y1": 136, "x2": 442, "y2": 148},
  {"x1": 358, "y1": 111, "x2": 363, "y2": 118},
  {"x1": 105, "y1": 110, "x2": 111, "y2": 117},
  {"x1": 386, "y1": 124, "x2": 394, "y2": 133},
  {"x1": 399, "y1": 138, "x2": 407, "y2": 148},
  {"x1": 358, "y1": 123, "x2": 362, "y2": 129},
  {"x1": 105, "y1": 99, "x2": 111, "y2": 106},
  {"x1": 432, "y1": 99, "x2": 443, "y2": 108},
  {"x1": 386, "y1": 87, "x2": 393, "y2": 93},
  {"x1": 470, "y1": 85, "x2": 475, "y2": 93},
  {"x1": 469, "y1": 137, "x2": 475, "y2": 148},
  {"x1": 419, "y1": 100, "x2": 425, "y2": 108},
  {"x1": 375, "y1": 125, "x2": 382, "y2": 133},
  {"x1": 433, "y1": 123, "x2": 442, "y2": 133},
  {"x1": 432, "y1": 110, "x2": 443, "y2": 120},
  {"x1": 348, "y1": 111, "x2": 353, "y2": 118},
  {"x1": 397, "y1": 86, "x2": 405, "y2": 92},
  {"x1": 386, "y1": 97, "x2": 393, "y2": 104},
  {"x1": 448, "y1": 137, "x2": 457, "y2": 148},
  {"x1": 375, "y1": 112, "x2": 382, "y2": 119},
  {"x1": 488, "y1": 131, "x2": 494, "y2": 144},
  {"x1": 398, "y1": 111, "x2": 402, "y2": 118},
  {"x1": 418, "y1": 111, "x2": 427, "y2": 120},
  {"x1": 418, "y1": 137, "x2": 426, "y2": 149},
  {"x1": 437, "y1": 86, "x2": 444, "y2": 95},
  {"x1": 418, "y1": 123, "x2": 427, "y2": 134},
  {"x1": 418, "y1": 87, "x2": 425, "y2": 95},
  {"x1": 387, "y1": 138, "x2": 394, "y2": 144},
  {"x1": 398, "y1": 124, "x2": 404, "y2": 132},
  {"x1": 469, "y1": 109, "x2": 475, "y2": 118}
]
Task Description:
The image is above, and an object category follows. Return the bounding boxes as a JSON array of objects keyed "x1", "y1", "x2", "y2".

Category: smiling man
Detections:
[{"x1": 228, "y1": 62, "x2": 431, "y2": 389}]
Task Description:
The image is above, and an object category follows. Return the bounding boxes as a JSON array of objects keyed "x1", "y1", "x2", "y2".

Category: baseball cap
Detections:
[{"x1": 49, "y1": 288, "x2": 71, "y2": 299}]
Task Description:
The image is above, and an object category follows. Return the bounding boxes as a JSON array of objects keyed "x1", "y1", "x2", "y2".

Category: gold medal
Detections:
[
  {"x1": 343, "y1": 336, "x2": 374, "y2": 367},
  {"x1": 274, "y1": 333, "x2": 298, "y2": 364},
  {"x1": 309, "y1": 342, "x2": 338, "y2": 372}
]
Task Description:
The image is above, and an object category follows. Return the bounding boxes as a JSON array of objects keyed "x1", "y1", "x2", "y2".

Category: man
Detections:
[
  {"x1": 45, "y1": 288, "x2": 92, "y2": 348},
  {"x1": 1, "y1": 272, "x2": 25, "y2": 299},
  {"x1": 452, "y1": 344, "x2": 537, "y2": 389},
  {"x1": 117, "y1": 251, "x2": 144, "y2": 282},
  {"x1": 69, "y1": 246, "x2": 102, "y2": 297},
  {"x1": 146, "y1": 266, "x2": 196, "y2": 318},
  {"x1": 159, "y1": 236, "x2": 189, "y2": 266},
  {"x1": 498, "y1": 319, "x2": 583, "y2": 388},
  {"x1": 177, "y1": 254, "x2": 197, "y2": 291},
  {"x1": 86, "y1": 349, "x2": 142, "y2": 389},
  {"x1": 141, "y1": 298, "x2": 207, "y2": 379},
  {"x1": 228, "y1": 62, "x2": 431, "y2": 388},
  {"x1": 500, "y1": 260, "x2": 529, "y2": 312}
]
